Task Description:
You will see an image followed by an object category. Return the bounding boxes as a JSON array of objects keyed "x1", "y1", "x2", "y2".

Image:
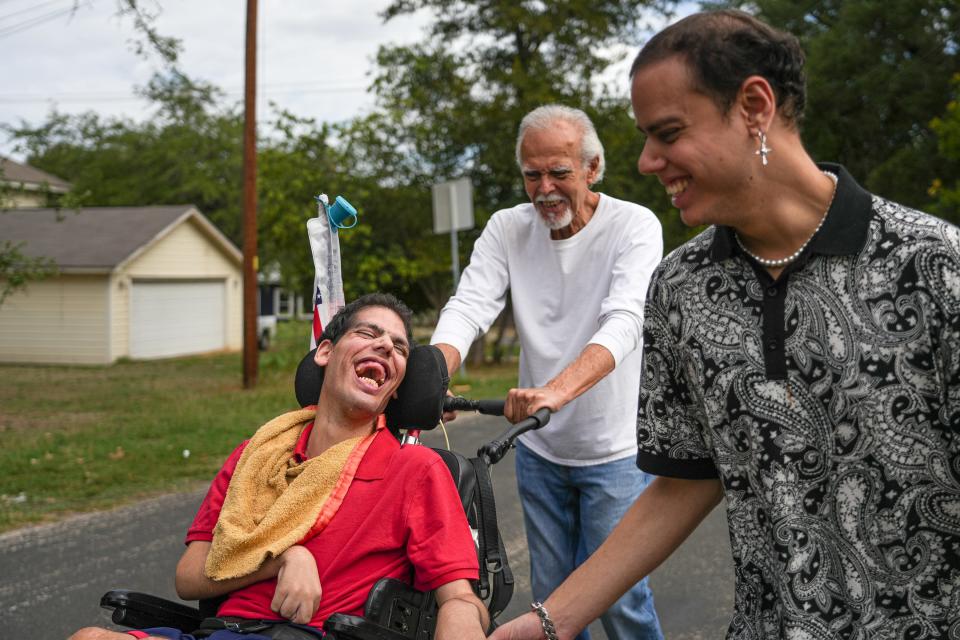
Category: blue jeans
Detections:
[{"x1": 515, "y1": 442, "x2": 663, "y2": 640}]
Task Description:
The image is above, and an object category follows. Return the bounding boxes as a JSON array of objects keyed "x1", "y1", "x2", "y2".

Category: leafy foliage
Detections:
[
  {"x1": 718, "y1": 0, "x2": 960, "y2": 214},
  {"x1": 255, "y1": 109, "x2": 458, "y2": 311},
  {"x1": 0, "y1": 1, "x2": 180, "y2": 309},
  {"x1": 372, "y1": 1, "x2": 675, "y2": 208},
  {"x1": 7, "y1": 1, "x2": 959, "y2": 315},
  {"x1": 929, "y1": 74, "x2": 960, "y2": 220},
  {"x1": 0, "y1": 241, "x2": 57, "y2": 307},
  {"x1": 6, "y1": 73, "x2": 245, "y2": 242},
  {"x1": 113, "y1": 0, "x2": 183, "y2": 65},
  {"x1": 0, "y1": 168, "x2": 61, "y2": 307},
  {"x1": 360, "y1": 0, "x2": 693, "y2": 298}
]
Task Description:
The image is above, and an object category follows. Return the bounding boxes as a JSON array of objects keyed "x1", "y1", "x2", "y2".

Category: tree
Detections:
[
  {"x1": 4, "y1": 81, "x2": 453, "y2": 315},
  {"x1": 332, "y1": 113, "x2": 489, "y2": 312},
  {"x1": 929, "y1": 73, "x2": 960, "y2": 222},
  {"x1": 5, "y1": 2, "x2": 699, "y2": 317},
  {"x1": 0, "y1": 2, "x2": 181, "y2": 308},
  {"x1": 0, "y1": 239, "x2": 57, "y2": 307},
  {"x1": 718, "y1": 0, "x2": 960, "y2": 212},
  {"x1": 6, "y1": 72, "x2": 245, "y2": 243},
  {"x1": 365, "y1": 0, "x2": 686, "y2": 309},
  {"x1": 0, "y1": 170, "x2": 60, "y2": 307},
  {"x1": 251, "y1": 108, "x2": 454, "y2": 312},
  {"x1": 253, "y1": 0, "x2": 691, "y2": 317},
  {"x1": 111, "y1": 0, "x2": 182, "y2": 65}
]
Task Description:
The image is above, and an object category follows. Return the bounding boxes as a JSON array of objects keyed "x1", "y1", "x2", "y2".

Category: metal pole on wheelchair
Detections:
[{"x1": 400, "y1": 429, "x2": 422, "y2": 446}]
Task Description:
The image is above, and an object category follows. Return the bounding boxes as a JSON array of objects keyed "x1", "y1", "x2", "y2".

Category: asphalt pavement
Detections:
[{"x1": 0, "y1": 413, "x2": 734, "y2": 639}]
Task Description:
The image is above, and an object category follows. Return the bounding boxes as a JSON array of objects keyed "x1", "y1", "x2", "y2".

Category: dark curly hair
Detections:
[
  {"x1": 630, "y1": 10, "x2": 806, "y2": 127},
  {"x1": 320, "y1": 292, "x2": 414, "y2": 347}
]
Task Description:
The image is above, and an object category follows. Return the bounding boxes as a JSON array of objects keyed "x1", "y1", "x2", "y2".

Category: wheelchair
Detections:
[{"x1": 99, "y1": 345, "x2": 550, "y2": 639}]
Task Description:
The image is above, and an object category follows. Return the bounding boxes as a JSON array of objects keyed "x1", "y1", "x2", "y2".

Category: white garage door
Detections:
[{"x1": 130, "y1": 280, "x2": 226, "y2": 359}]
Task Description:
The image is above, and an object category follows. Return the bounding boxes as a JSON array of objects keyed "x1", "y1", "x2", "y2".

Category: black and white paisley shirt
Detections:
[{"x1": 637, "y1": 164, "x2": 960, "y2": 639}]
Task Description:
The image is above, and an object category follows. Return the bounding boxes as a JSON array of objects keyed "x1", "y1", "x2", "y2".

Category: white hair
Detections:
[{"x1": 515, "y1": 104, "x2": 606, "y2": 185}]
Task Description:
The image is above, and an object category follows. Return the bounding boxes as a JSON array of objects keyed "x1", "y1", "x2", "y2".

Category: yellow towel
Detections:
[{"x1": 205, "y1": 407, "x2": 377, "y2": 581}]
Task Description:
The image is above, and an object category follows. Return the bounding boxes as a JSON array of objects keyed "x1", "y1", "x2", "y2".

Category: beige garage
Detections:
[{"x1": 0, "y1": 205, "x2": 242, "y2": 364}]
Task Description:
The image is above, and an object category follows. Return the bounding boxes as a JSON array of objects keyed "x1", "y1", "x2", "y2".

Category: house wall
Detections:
[
  {"x1": 109, "y1": 272, "x2": 128, "y2": 362},
  {"x1": 1, "y1": 190, "x2": 46, "y2": 208},
  {"x1": 117, "y1": 219, "x2": 242, "y2": 355},
  {"x1": 0, "y1": 275, "x2": 111, "y2": 364}
]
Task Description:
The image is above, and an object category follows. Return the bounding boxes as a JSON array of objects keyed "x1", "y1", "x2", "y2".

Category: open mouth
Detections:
[
  {"x1": 354, "y1": 360, "x2": 386, "y2": 390},
  {"x1": 665, "y1": 178, "x2": 689, "y2": 204},
  {"x1": 536, "y1": 195, "x2": 568, "y2": 212}
]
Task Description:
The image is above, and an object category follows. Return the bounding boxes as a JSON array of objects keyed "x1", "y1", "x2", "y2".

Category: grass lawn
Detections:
[{"x1": 0, "y1": 322, "x2": 518, "y2": 532}]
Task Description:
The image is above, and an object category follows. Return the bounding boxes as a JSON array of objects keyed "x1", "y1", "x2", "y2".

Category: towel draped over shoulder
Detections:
[{"x1": 205, "y1": 407, "x2": 379, "y2": 581}]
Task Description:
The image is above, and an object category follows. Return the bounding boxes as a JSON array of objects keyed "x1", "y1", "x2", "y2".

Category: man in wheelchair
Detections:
[{"x1": 71, "y1": 293, "x2": 489, "y2": 640}]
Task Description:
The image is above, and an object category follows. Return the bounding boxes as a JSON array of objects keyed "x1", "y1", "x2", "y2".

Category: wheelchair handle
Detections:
[
  {"x1": 477, "y1": 407, "x2": 551, "y2": 465},
  {"x1": 443, "y1": 396, "x2": 505, "y2": 415}
]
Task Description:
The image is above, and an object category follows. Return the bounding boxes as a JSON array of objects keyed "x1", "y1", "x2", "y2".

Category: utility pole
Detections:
[{"x1": 241, "y1": 0, "x2": 258, "y2": 388}]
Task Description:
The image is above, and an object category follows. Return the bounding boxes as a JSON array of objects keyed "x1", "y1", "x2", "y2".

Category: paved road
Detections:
[{"x1": 0, "y1": 414, "x2": 734, "y2": 639}]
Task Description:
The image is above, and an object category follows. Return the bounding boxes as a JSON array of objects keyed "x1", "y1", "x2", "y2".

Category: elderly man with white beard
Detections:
[{"x1": 431, "y1": 105, "x2": 665, "y2": 640}]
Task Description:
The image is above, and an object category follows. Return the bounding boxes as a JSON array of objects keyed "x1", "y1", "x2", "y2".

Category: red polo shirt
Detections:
[{"x1": 185, "y1": 421, "x2": 478, "y2": 626}]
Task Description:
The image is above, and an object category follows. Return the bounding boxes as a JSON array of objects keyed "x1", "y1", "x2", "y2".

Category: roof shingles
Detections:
[
  {"x1": 1, "y1": 157, "x2": 72, "y2": 192},
  {"x1": 0, "y1": 205, "x2": 200, "y2": 270}
]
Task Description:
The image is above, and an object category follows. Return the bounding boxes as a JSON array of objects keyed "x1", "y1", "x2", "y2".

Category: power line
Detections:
[
  {"x1": 0, "y1": 84, "x2": 371, "y2": 104},
  {"x1": 0, "y1": 3, "x2": 83, "y2": 38},
  {"x1": 0, "y1": 0, "x2": 72, "y2": 23}
]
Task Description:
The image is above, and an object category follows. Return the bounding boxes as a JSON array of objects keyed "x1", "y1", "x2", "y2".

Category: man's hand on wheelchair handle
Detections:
[
  {"x1": 504, "y1": 386, "x2": 564, "y2": 424},
  {"x1": 442, "y1": 389, "x2": 459, "y2": 423},
  {"x1": 270, "y1": 545, "x2": 323, "y2": 625}
]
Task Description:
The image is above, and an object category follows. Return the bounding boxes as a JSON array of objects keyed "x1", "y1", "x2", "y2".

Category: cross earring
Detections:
[{"x1": 755, "y1": 130, "x2": 772, "y2": 166}]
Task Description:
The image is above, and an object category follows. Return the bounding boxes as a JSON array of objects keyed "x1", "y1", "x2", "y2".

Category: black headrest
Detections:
[{"x1": 294, "y1": 344, "x2": 450, "y2": 430}]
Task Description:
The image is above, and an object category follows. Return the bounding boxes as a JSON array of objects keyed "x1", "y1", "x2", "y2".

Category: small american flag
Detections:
[
  {"x1": 307, "y1": 195, "x2": 348, "y2": 350},
  {"x1": 312, "y1": 288, "x2": 324, "y2": 346}
]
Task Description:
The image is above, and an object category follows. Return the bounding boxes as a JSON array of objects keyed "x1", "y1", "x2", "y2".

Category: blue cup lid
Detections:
[{"x1": 327, "y1": 196, "x2": 357, "y2": 229}]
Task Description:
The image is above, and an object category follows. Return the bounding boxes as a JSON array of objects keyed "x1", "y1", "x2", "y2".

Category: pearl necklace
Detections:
[{"x1": 735, "y1": 171, "x2": 838, "y2": 268}]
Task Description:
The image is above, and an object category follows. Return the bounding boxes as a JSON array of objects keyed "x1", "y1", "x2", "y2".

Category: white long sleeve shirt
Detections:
[{"x1": 431, "y1": 193, "x2": 663, "y2": 465}]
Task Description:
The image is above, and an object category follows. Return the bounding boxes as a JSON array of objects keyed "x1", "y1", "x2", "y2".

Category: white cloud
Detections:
[{"x1": 0, "y1": 0, "x2": 429, "y2": 157}]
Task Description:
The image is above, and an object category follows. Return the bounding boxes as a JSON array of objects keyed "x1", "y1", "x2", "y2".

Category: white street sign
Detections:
[{"x1": 432, "y1": 177, "x2": 474, "y2": 234}]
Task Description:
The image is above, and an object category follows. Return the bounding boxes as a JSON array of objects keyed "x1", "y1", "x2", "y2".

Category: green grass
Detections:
[
  {"x1": 449, "y1": 363, "x2": 520, "y2": 400},
  {"x1": 0, "y1": 323, "x2": 517, "y2": 532}
]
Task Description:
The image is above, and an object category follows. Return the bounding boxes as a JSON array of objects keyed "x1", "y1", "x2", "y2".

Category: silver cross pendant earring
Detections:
[{"x1": 755, "y1": 129, "x2": 772, "y2": 166}]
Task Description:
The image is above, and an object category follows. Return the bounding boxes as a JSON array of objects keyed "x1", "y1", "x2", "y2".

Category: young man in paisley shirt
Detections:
[{"x1": 492, "y1": 9, "x2": 960, "y2": 640}]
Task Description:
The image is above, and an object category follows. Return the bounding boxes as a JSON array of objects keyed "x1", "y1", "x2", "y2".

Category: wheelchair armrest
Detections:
[
  {"x1": 100, "y1": 589, "x2": 204, "y2": 633},
  {"x1": 325, "y1": 614, "x2": 421, "y2": 640},
  {"x1": 323, "y1": 578, "x2": 436, "y2": 640}
]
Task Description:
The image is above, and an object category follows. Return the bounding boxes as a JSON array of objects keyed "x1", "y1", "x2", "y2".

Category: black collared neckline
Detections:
[{"x1": 711, "y1": 163, "x2": 873, "y2": 262}]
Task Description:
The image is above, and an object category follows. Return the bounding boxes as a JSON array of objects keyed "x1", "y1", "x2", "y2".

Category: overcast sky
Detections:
[
  {"x1": 0, "y1": 1, "x2": 689, "y2": 160},
  {"x1": 0, "y1": 0, "x2": 434, "y2": 158}
]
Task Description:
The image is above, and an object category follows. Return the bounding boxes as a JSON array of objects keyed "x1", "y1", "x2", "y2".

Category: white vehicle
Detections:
[{"x1": 256, "y1": 313, "x2": 277, "y2": 351}]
